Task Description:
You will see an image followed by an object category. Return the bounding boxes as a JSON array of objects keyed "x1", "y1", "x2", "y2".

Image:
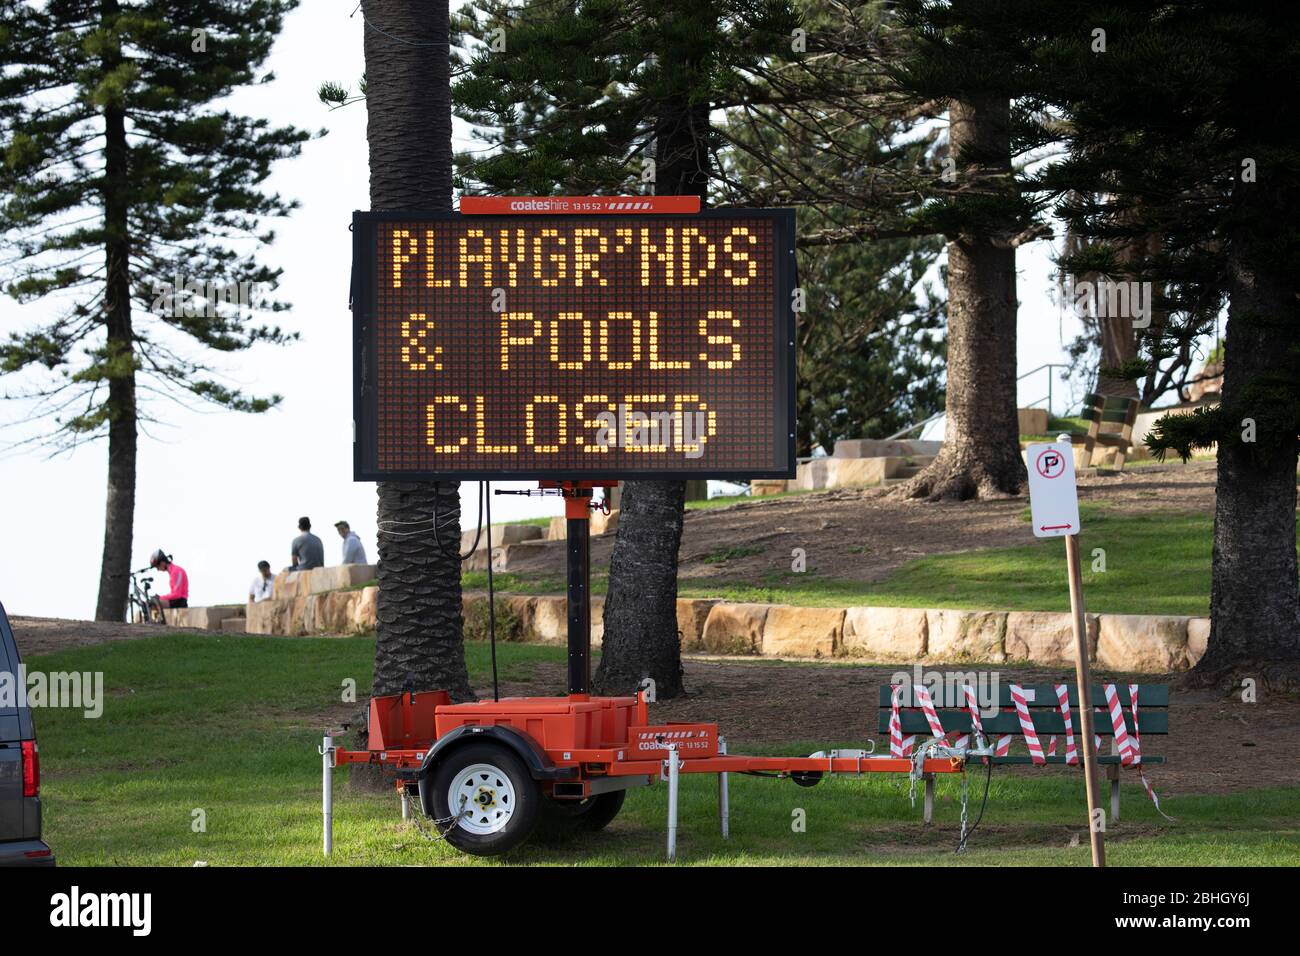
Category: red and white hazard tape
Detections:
[
  {"x1": 1009, "y1": 684, "x2": 1046, "y2": 764},
  {"x1": 912, "y1": 685, "x2": 950, "y2": 745},
  {"x1": 1122, "y1": 683, "x2": 1174, "y2": 821},
  {"x1": 963, "y1": 683, "x2": 985, "y2": 751},
  {"x1": 1055, "y1": 683, "x2": 1079, "y2": 765},
  {"x1": 1104, "y1": 683, "x2": 1134, "y2": 764},
  {"x1": 888, "y1": 684, "x2": 904, "y2": 757},
  {"x1": 889, "y1": 685, "x2": 917, "y2": 757}
]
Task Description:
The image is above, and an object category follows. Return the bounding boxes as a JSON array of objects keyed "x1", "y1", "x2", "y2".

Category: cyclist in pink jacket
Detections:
[{"x1": 149, "y1": 549, "x2": 189, "y2": 609}]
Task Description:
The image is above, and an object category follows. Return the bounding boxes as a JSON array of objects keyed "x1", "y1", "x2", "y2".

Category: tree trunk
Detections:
[
  {"x1": 1189, "y1": 237, "x2": 1300, "y2": 689},
  {"x1": 1096, "y1": 231, "x2": 1153, "y2": 400},
  {"x1": 373, "y1": 482, "x2": 471, "y2": 699},
  {"x1": 93, "y1": 5, "x2": 136, "y2": 623},
  {"x1": 593, "y1": 90, "x2": 710, "y2": 698},
  {"x1": 358, "y1": 1, "x2": 471, "y2": 788},
  {"x1": 594, "y1": 479, "x2": 687, "y2": 698},
  {"x1": 896, "y1": 96, "x2": 1024, "y2": 500},
  {"x1": 1096, "y1": 309, "x2": 1139, "y2": 399}
]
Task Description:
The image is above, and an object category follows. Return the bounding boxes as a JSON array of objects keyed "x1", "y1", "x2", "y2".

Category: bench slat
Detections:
[
  {"x1": 877, "y1": 684, "x2": 1168, "y2": 708},
  {"x1": 982, "y1": 755, "x2": 1165, "y2": 765},
  {"x1": 877, "y1": 711, "x2": 1168, "y2": 735}
]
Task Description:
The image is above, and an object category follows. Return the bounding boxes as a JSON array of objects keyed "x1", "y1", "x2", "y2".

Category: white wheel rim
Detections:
[{"x1": 450, "y1": 762, "x2": 517, "y2": 835}]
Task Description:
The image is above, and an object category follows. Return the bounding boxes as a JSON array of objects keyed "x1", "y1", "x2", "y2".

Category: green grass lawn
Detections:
[
  {"x1": 31, "y1": 634, "x2": 1300, "y2": 866},
  {"x1": 679, "y1": 504, "x2": 1242, "y2": 615}
]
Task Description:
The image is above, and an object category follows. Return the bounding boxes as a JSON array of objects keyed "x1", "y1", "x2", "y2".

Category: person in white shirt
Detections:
[
  {"x1": 249, "y1": 560, "x2": 274, "y2": 602},
  {"x1": 334, "y1": 520, "x2": 368, "y2": 565}
]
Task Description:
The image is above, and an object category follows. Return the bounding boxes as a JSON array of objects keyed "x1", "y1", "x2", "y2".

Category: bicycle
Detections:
[{"x1": 128, "y1": 569, "x2": 163, "y2": 624}]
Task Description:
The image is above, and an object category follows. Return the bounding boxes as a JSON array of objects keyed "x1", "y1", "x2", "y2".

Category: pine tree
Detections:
[
  {"x1": 0, "y1": 0, "x2": 311, "y2": 621},
  {"x1": 721, "y1": 101, "x2": 947, "y2": 454},
  {"x1": 741, "y1": 0, "x2": 1045, "y2": 498},
  {"x1": 454, "y1": 0, "x2": 800, "y2": 697},
  {"x1": 1021, "y1": 2, "x2": 1300, "y2": 686},
  {"x1": 875, "y1": 0, "x2": 1046, "y2": 499}
]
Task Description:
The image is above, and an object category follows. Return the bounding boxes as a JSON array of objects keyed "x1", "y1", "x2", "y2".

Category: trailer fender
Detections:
[{"x1": 416, "y1": 725, "x2": 575, "y2": 818}]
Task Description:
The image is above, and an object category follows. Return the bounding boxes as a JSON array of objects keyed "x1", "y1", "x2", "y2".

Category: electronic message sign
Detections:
[{"x1": 351, "y1": 207, "x2": 796, "y2": 480}]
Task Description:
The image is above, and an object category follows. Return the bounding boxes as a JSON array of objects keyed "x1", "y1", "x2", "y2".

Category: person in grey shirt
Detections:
[
  {"x1": 289, "y1": 516, "x2": 325, "y2": 572},
  {"x1": 334, "y1": 520, "x2": 368, "y2": 565}
]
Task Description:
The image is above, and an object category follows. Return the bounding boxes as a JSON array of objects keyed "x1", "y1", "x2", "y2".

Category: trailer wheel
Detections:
[
  {"x1": 542, "y1": 789, "x2": 626, "y2": 833},
  {"x1": 427, "y1": 742, "x2": 540, "y2": 855}
]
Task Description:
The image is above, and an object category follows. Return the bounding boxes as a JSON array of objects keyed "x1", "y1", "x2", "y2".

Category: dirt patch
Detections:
[
  {"x1": 488, "y1": 652, "x2": 1300, "y2": 798},
  {"x1": 499, "y1": 461, "x2": 1219, "y2": 586},
  {"x1": 9, "y1": 616, "x2": 208, "y2": 658}
]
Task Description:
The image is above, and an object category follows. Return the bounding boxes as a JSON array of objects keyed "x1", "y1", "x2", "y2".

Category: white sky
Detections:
[{"x1": 1, "y1": 4, "x2": 1097, "y2": 620}]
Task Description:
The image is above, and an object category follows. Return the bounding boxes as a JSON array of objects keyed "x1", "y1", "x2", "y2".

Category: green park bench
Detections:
[
  {"x1": 878, "y1": 682, "x2": 1168, "y2": 824},
  {"x1": 1073, "y1": 392, "x2": 1141, "y2": 470}
]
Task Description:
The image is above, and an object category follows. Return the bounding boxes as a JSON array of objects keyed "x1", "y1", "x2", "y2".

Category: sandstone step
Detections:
[
  {"x1": 461, "y1": 522, "x2": 545, "y2": 553},
  {"x1": 272, "y1": 563, "x2": 377, "y2": 600},
  {"x1": 163, "y1": 605, "x2": 244, "y2": 631},
  {"x1": 833, "y1": 438, "x2": 942, "y2": 458},
  {"x1": 220, "y1": 615, "x2": 247, "y2": 634},
  {"x1": 464, "y1": 538, "x2": 554, "y2": 572},
  {"x1": 546, "y1": 508, "x2": 619, "y2": 540}
]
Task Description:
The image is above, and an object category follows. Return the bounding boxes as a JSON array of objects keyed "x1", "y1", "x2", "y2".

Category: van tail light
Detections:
[{"x1": 21, "y1": 740, "x2": 39, "y2": 797}]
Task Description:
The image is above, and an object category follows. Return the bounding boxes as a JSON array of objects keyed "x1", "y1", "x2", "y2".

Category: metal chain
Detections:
[
  {"x1": 407, "y1": 794, "x2": 467, "y2": 844},
  {"x1": 957, "y1": 771, "x2": 970, "y2": 852}
]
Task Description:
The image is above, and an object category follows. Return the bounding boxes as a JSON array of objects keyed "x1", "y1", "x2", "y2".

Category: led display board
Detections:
[{"x1": 351, "y1": 207, "x2": 796, "y2": 480}]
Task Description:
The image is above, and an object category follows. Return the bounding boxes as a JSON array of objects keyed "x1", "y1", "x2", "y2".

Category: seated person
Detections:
[
  {"x1": 249, "y1": 560, "x2": 274, "y2": 602},
  {"x1": 334, "y1": 520, "x2": 368, "y2": 565},
  {"x1": 149, "y1": 549, "x2": 189, "y2": 609},
  {"x1": 288, "y1": 516, "x2": 325, "y2": 572}
]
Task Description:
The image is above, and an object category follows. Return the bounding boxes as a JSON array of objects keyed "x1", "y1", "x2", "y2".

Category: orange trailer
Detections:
[
  {"x1": 321, "y1": 486, "x2": 972, "y2": 858},
  {"x1": 323, "y1": 482, "x2": 966, "y2": 860}
]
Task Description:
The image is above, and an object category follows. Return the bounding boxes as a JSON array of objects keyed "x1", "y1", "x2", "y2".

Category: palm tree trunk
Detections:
[
  {"x1": 93, "y1": 7, "x2": 135, "y2": 623},
  {"x1": 363, "y1": 0, "x2": 472, "y2": 711},
  {"x1": 898, "y1": 96, "x2": 1025, "y2": 500}
]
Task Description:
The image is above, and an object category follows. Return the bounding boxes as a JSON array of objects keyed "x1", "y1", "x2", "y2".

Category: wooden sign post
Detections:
[{"x1": 1026, "y1": 437, "x2": 1106, "y2": 867}]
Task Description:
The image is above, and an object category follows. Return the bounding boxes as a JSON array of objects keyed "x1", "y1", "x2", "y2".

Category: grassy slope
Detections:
[
  {"x1": 680, "y1": 505, "x2": 1225, "y2": 615},
  {"x1": 32, "y1": 635, "x2": 1300, "y2": 866},
  {"x1": 466, "y1": 503, "x2": 1250, "y2": 616}
]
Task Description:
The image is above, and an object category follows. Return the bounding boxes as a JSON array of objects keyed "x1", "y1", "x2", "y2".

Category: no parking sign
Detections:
[
  {"x1": 1025, "y1": 437, "x2": 1104, "y2": 867},
  {"x1": 1026, "y1": 439, "x2": 1080, "y2": 539}
]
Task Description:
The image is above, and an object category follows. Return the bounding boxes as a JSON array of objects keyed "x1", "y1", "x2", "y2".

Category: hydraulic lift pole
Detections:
[{"x1": 565, "y1": 484, "x2": 593, "y2": 696}]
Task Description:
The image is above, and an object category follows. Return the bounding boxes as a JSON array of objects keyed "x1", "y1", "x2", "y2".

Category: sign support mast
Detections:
[
  {"x1": 1026, "y1": 434, "x2": 1105, "y2": 867},
  {"x1": 565, "y1": 484, "x2": 593, "y2": 696},
  {"x1": 1065, "y1": 531, "x2": 1105, "y2": 867}
]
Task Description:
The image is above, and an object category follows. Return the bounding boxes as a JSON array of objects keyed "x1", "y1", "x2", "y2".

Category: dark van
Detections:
[{"x1": 0, "y1": 602, "x2": 54, "y2": 865}]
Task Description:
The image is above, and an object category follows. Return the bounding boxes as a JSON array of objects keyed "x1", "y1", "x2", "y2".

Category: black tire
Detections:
[
  {"x1": 541, "y1": 789, "x2": 626, "y2": 833},
  {"x1": 425, "y1": 742, "x2": 540, "y2": 856}
]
